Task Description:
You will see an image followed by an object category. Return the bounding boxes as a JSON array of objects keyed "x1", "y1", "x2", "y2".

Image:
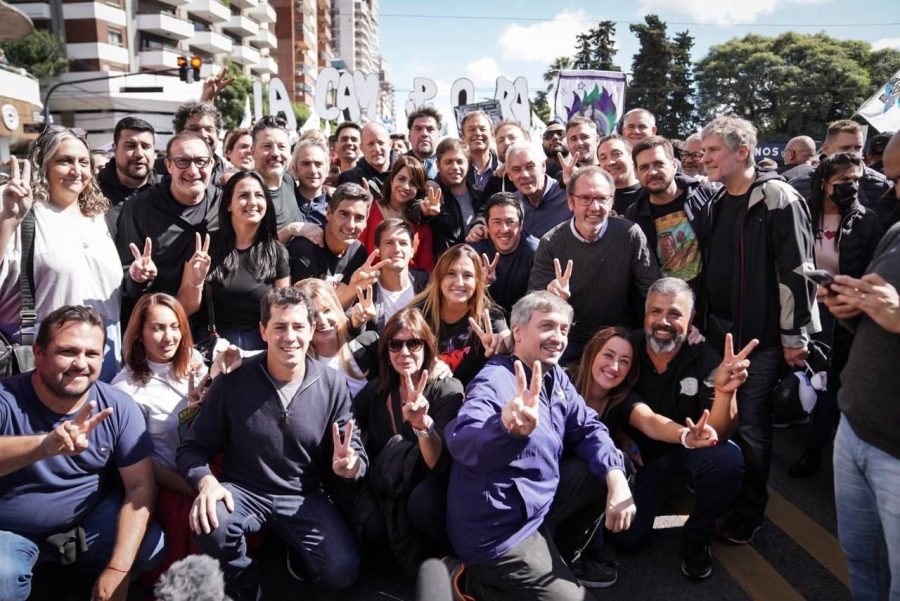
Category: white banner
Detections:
[
  {"x1": 858, "y1": 69, "x2": 900, "y2": 132},
  {"x1": 553, "y1": 70, "x2": 626, "y2": 137}
]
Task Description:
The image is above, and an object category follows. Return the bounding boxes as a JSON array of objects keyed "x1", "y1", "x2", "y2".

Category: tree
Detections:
[
  {"x1": 591, "y1": 21, "x2": 620, "y2": 72},
  {"x1": 544, "y1": 56, "x2": 573, "y2": 86},
  {"x1": 666, "y1": 31, "x2": 696, "y2": 138},
  {"x1": 0, "y1": 30, "x2": 68, "y2": 79},
  {"x1": 293, "y1": 102, "x2": 311, "y2": 129},
  {"x1": 532, "y1": 90, "x2": 552, "y2": 123},
  {"x1": 694, "y1": 32, "x2": 889, "y2": 139},
  {"x1": 213, "y1": 62, "x2": 254, "y2": 130},
  {"x1": 573, "y1": 33, "x2": 594, "y2": 71},
  {"x1": 627, "y1": 15, "x2": 673, "y2": 128}
]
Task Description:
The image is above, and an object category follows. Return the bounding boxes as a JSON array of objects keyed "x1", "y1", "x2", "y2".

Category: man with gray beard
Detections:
[{"x1": 605, "y1": 278, "x2": 755, "y2": 580}]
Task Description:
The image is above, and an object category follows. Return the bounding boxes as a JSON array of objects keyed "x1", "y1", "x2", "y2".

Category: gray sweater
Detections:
[
  {"x1": 528, "y1": 217, "x2": 661, "y2": 344},
  {"x1": 838, "y1": 222, "x2": 900, "y2": 459}
]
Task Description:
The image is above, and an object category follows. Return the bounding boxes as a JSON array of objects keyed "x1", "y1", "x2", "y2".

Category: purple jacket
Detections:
[{"x1": 444, "y1": 355, "x2": 624, "y2": 565}]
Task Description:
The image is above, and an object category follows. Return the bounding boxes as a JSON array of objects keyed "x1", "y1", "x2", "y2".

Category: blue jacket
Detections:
[{"x1": 444, "y1": 355, "x2": 624, "y2": 565}]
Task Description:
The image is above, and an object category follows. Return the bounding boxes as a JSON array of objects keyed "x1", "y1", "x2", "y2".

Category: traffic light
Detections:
[
  {"x1": 177, "y1": 55, "x2": 188, "y2": 82},
  {"x1": 191, "y1": 56, "x2": 202, "y2": 81}
]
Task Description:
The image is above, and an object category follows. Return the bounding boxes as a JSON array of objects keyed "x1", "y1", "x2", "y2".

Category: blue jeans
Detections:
[
  {"x1": 194, "y1": 482, "x2": 360, "y2": 592},
  {"x1": 609, "y1": 441, "x2": 744, "y2": 550},
  {"x1": 0, "y1": 495, "x2": 165, "y2": 601},
  {"x1": 731, "y1": 346, "x2": 782, "y2": 526},
  {"x1": 834, "y1": 416, "x2": 900, "y2": 601}
]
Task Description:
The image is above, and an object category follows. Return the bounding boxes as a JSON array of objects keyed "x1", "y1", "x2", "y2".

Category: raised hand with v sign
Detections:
[
  {"x1": 682, "y1": 408, "x2": 719, "y2": 449},
  {"x1": 1, "y1": 157, "x2": 33, "y2": 223},
  {"x1": 481, "y1": 252, "x2": 500, "y2": 286},
  {"x1": 350, "y1": 284, "x2": 377, "y2": 328},
  {"x1": 713, "y1": 333, "x2": 758, "y2": 395},
  {"x1": 332, "y1": 419, "x2": 360, "y2": 478},
  {"x1": 558, "y1": 150, "x2": 581, "y2": 187},
  {"x1": 185, "y1": 232, "x2": 211, "y2": 287},
  {"x1": 501, "y1": 360, "x2": 542, "y2": 437},
  {"x1": 349, "y1": 249, "x2": 391, "y2": 290},
  {"x1": 128, "y1": 237, "x2": 157, "y2": 283},
  {"x1": 40, "y1": 401, "x2": 114, "y2": 457},
  {"x1": 420, "y1": 185, "x2": 443, "y2": 217},
  {"x1": 546, "y1": 258, "x2": 573, "y2": 300},
  {"x1": 401, "y1": 370, "x2": 431, "y2": 431}
]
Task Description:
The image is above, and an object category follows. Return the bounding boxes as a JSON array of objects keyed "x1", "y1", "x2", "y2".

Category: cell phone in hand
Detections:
[{"x1": 803, "y1": 269, "x2": 835, "y2": 288}]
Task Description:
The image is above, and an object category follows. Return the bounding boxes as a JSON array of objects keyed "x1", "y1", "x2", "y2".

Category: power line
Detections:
[{"x1": 380, "y1": 13, "x2": 900, "y2": 28}]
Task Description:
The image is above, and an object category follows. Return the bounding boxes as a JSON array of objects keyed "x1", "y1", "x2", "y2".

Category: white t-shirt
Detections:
[
  {"x1": 377, "y1": 281, "x2": 415, "y2": 329},
  {"x1": 0, "y1": 201, "x2": 121, "y2": 337},
  {"x1": 111, "y1": 352, "x2": 208, "y2": 470},
  {"x1": 312, "y1": 353, "x2": 367, "y2": 398}
]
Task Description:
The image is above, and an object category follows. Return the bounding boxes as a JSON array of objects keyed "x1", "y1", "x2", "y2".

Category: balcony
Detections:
[
  {"x1": 151, "y1": 0, "x2": 191, "y2": 8},
  {"x1": 135, "y1": 13, "x2": 194, "y2": 40},
  {"x1": 66, "y1": 42, "x2": 129, "y2": 66},
  {"x1": 185, "y1": 0, "x2": 230, "y2": 23},
  {"x1": 223, "y1": 13, "x2": 259, "y2": 37},
  {"x1": 190, "y1": 31, "x2": 233, "y2": 54},
  {"x1": 230, "y1": 0, "x2": 258, "y2": 8},
  {"x1": 248, "y1": 27, "x2": 276, "y2": 49},
  {"x1": 138, "y1": 48, "x2": 181, "y2": 70},
  {"x1": 247, "y1": 1, "x2": 275, "y2": 23},
  {"x1": 231, "y1": 44, "x2": 260, "y2": 66},
  {"x1": 250, "y1": 55, "x2": 277, "y2": 76}
]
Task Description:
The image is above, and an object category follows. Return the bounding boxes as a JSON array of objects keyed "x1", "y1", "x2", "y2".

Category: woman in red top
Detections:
[{"x1": 358, "y1": 155, "x2": 436, "y2": 272}]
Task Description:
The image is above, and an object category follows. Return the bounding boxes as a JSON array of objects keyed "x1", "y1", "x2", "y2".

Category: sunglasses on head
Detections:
[
  {"x1": 42, "y1": 124, "x2": 88, "y2": 139},
  {"x1": 388, "y1": 338, "x2": 425, "y2": 353}
]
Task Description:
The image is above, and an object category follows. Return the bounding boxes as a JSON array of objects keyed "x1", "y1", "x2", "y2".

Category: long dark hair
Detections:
[
  {"x1": 809, "y1": 152, "x2": 864, "y2": 247},
  {"x1": 209, "y1": 170, "x2": 285, "y2": 284},
  {"x1": 376, "y1": 307, "x2": 439, "y2": 397},
  {"x1": 382, "y1": 155, "x2": 426, "y2": 210},
  {"x1": 123, "y1": 293, "x2": 195, "y2": 385}
]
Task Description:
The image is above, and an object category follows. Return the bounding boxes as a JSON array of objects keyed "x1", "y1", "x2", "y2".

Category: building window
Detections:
[{"x1": 108, "y1": 28, "x2": 124, "y2": 46}]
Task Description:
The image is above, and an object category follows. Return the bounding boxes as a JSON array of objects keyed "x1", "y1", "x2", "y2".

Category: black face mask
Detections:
[{"x1": 830, "y1": 181, "x2": 859, "y2": 210}]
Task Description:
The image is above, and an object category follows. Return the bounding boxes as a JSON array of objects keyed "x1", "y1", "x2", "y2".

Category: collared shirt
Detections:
[{"x1": 569, "y1": 217, "x2": 609, "y2": 244}]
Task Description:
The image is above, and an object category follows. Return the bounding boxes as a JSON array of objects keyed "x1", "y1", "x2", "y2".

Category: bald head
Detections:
[
  {"x1": 883, "y1": 131, "x2": 900, "y2": 199},
  {"x1": 361, "y1": 122, "x2": 391, "y2": 172},
  {"x1": 783, "y1": 135, "x2": 816, "y2": 166}
]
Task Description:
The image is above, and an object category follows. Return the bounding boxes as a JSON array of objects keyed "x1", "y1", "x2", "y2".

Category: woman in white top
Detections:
[
  {"x1": 111, "y1": 292, "x2": 208, "y2": 575},
  {"x1": 0, "y1": 127, "x2": 122, "y2": 379}
]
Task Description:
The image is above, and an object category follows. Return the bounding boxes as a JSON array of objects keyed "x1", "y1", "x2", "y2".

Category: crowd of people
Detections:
[{"x1": 1, "y1": 76, "x2": 899, "y2": 601}]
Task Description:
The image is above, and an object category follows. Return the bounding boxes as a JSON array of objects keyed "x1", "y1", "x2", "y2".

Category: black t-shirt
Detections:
[
  {"x1": 269, "y1": 173, "x2": 303, "y2": 231},
  {"x1": 287, "y1": 237, "x2": 367, "y2": 285},
  {"x1": 418, "y1": 304, "x2": 507, "y2": 386},
  {"x1": 613, "y1": 183, "x2": 642, "y2": 216},
  {"x1": 706, "y1": 191, "x2": 748, "y2": 319},
  {"x1": 210, "y1": 245, "x2": 289, "y2": 331},
  {"x1": 648, "y1": 192, "x2": 702, "y2": 283},
  {"x1": 608, "y1": 337, "x2": 720, "y2": 464},
  {"x1": 472, "y1": 234, "x2": 539, "y2": 317}
]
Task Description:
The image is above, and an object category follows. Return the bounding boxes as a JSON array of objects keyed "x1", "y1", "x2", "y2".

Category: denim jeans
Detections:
[
  {"x1": 0, "y1": 495, "x2": 165, "y2": 601},
  {"x1": 193, "y1": 482, "x2": 361, "y2": 592},
  {"x1": 833, "y1": 416, "x2": 900, "y2": 601},
  {"x1": 609, "y1": 440, "x2": 744, "y2": 550},
  {"x1": 730, "y1": 346, "x2": 782, "y2": 526}
]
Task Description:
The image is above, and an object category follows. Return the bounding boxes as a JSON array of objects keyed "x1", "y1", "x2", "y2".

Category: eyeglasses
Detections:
[
  {"x1": 168, "y1": 156, "x2": 212, "y2": 169},
  {"x1": 388, "y1": 338, "x2": 425, "y2": 353},
  {"x1": 543, "y1": 130, "x2": 565, "y2": 140},
  {"x1": 571, "y1": 194, "x2": 613, "y2": 207},
  {"x1": 683, "y1": 152, "x2": 704, "y2": 161}
]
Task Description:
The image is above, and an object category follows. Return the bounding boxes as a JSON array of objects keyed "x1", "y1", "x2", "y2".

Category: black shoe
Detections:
[
  {"x1": 788, "y1": 448, "x2": 823, "y2": 479},
  {"x1": 441, "y1": 556, "x2": 473, "y2": 601},
  {"x1": 681, "y1": 541, "x2": 713, "y2": 580},
  {"x1": 570, "y1": 554, "x2": 619, "y2": 589},
  {"x1": 719, "y1": 519, "x2": 763, "y2": 545}
]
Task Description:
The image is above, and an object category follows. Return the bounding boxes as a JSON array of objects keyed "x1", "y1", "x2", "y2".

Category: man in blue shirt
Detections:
[
  {"x1": 0, "y1": 305, "x2": 163, "y2": 601},
  {"x1": 444, "y1": 291, "x2": 635, "y2": 599}
]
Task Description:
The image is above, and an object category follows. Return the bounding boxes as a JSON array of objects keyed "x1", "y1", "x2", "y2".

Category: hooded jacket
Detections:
[{"x1": 700, "y1": 170, "x2": 819, "y2": 350}]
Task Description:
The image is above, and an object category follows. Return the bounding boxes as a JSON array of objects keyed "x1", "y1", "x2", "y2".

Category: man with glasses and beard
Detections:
[{"x1": 605, "y1": 278, "x2": 752, "y2": 580}]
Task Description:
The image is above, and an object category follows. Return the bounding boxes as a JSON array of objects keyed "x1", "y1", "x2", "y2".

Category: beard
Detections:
[{"x1": 645, "y1": 324, "x2": 685, "y2": 354}]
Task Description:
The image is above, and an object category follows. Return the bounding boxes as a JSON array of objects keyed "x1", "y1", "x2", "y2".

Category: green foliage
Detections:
[
  {"x1": 627, "y1": 15, "x2": 673, "y2": 131},
  {"x1": 293, "y1": 103, "x2": 311, "y2": 129},
  {"x1": 572, "y1": 22, "x2": 620, "y2": 72},
  {"x1": 694, "y1": 32, "x2": 888, "y2": 139},
  {"x1": 533, "y1": 90, "x2": 551, "y2": 123},
  {"x1": 214, "y1": 62, "x2": 254, "y2": 130},
  {"x1": 0, "y1": 30, "x2": 68, "y2": 79}
]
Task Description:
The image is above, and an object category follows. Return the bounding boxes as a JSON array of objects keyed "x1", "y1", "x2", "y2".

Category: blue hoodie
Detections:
[{"x1": 444, "y1": 355, "x2": 624, "y2": 565}]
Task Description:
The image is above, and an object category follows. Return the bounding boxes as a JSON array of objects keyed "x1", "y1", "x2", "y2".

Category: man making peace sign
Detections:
[
  {"x1": 0, "y1": 305, "x2": 164, "y2": 601},
  {"x1": 444, "y1": 290, "x2": 635, "y2": 600}
]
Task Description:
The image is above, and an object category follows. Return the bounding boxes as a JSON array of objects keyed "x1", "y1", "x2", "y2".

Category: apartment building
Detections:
[
  {"x1": 0, "y1": 0, "x2": 41, "y2": 161},
  {"x1": 8, "y1": 0, "x2": 279, "y2": 148}
]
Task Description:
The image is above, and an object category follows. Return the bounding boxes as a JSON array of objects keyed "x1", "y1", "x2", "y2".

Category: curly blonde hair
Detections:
[{"x1": 29, "y1": 129, "x2": 109, "y2": 216}]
